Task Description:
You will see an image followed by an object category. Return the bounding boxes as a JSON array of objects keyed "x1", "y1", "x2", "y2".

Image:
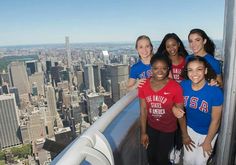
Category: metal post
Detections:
[{"x1": 216, "y1": 0, "x2": 236, "y2": 164}]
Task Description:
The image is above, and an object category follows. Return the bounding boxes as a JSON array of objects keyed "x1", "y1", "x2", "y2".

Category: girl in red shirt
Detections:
[
  {"x1": 138, "y1": 54, "x2": 187, "y2": 165},
  {"x1": 156, "y1": 33, "x2": 188, "y2": 83}
]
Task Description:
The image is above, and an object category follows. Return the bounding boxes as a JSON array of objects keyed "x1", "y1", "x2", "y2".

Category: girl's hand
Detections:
[
  {"x1": 208, "y1": 79, "x2": 219, "y2": 86},
  {"x1": 200, "y1": 142, "x2": 213, "y2": 157},
  {"x1": 141, "y1": 133, "x2": 149, "y2": 149},
  {"x1": 183, "y1": 135, "x2": 195, "y2": 151},
  {"x1": 172, "y1": 106, "x2": 185, "y2": 118},
  {"x1": 137, "y1": 79, "x2": 147, "y2": 88}
]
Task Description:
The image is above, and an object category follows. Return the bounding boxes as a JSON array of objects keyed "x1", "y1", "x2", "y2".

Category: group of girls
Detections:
[{"x1": 128, "y1": 29, "x2": 223, "y2": 165}]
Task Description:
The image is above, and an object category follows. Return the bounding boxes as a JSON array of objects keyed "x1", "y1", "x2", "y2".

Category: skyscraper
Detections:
[
  {"x1": 75, "y1": 70, "x2": 84, "y2": 92},
  {"x1": 84, "y1": 64, "x2": 95, "y2": 93},
  {"x1": 86, "y1": 93, "x2": 104, "y2": 124},
  {"x1": 65, "y1": 36, "x2": 72, "y2": 71},
  {"x1": 46, "y1": 85, "x2": 63, "y2": 128},
  {"x1": 92, "y1": 65, "x2": 102, "y2": 92},
  {"x1": 0, "y1": 71, "x2": 10, "y2": 85},
  {"x1": 8, "y1": 61, "x2": 30, "y2": 95},
  {"x1": 102, "y1": 50, "x2": 110, "y2": 64},
  {"x1": 9, "y1": 87, "x2": 20, "y2": 107},
  {"x1": 0, "y1": 94, "x2": 21, "y2": 148},
  {"x1": 100, "y1": 67, "x2": 111, "y2": 92},
  {"x1": 29, "y1": 72, "x2": 44, "y2": 96},
  {"x1": 46, "y1": 85, "x2": 57, "y2": 118},
  {"x1": 121, "y1": 54, "x2": 128, "y2": 65},
  {"x1": 107, "y1": 64, "x2": 129, "y2": 103}
]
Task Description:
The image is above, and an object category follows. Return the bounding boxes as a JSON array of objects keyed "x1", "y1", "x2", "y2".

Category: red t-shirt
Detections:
[
  {"x1": 171, "y1": 57, "x2": 185, "y2": 83},
  {"x1": 138, "y1": 79, "x2": 184, "y2": 132}
]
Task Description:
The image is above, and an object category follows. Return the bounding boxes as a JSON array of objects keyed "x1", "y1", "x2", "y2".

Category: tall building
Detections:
[
  {"x1": 121, "y1": 54, "x2": 128, "y2": 65},
  {"x1": 46, "y1": 85, "x2": 57, "y2": 118},
  {"x1": 84, "y1": 64, "x2": 95, "y2": 93},
  {"x1": 107, "y1": 64, "x2": 129, "y2": 103},
  {"x1": 8, "y1": 61, "x2": 30, "y2": 95},
  {"x1": 0, "y1": 94, "x2": 21, "y2": 148},
  {"x1": 46, "y1": 85, "x2": 63, "y2": 128},
  {"x1": 0, "y1": 71, "x2": 10, "y2": 85},
  {"x1": 29, "y1": 72, "x2": 44, "y2": 96},
  {"x1": 100, "y1": 67, "x2": 111, "y2": 92},
  {"x1": 46, "y1": 60, "x2": 52, "y2": 73},
  {"x1": 93, "y1": 65, "x2": 102, "y2": 92},
  {"x1": 102, "y1": 50, "x2": 110, "y2": 64},
  {"x1": 65, "y1": 36, "x2": 72, "y2": 71},
  {"x1": 86, "y1": 93, "x2": 104, "y2": 124},
  {"x1": 9, "y1": 87, "x2": 20, "y2": 107},
  {"x1": 75, "y1": 70, "x2": 84, "y2": 92},
  {"x1": 51, "y1": 64, "x2": 61, "y2": 87}
]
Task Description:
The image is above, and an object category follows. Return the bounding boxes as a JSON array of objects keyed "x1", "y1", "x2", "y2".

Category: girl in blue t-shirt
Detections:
[
  {"x1": 187, "y1": 28, "x2": 223, "y2": 87},
  {"x1": 180, "y1": 56, "x2": 223, "y2": 165},
  {"x1": 127, "y1": 35, "x2": 153, "y2": 90}
]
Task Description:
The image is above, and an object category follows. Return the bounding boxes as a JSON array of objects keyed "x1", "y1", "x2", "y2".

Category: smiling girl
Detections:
[
  {"x1": 127, "y1": 35, "x2": 153, "y2": 90},
  {"x1": 180, "y1": 56, "x2": 223, "y2": 165},
  {"x1": 187, "y1": 29, "x2": 223, "y2": 87},
  {"x1": 139, "y1": 54, "x2": 187, "y2": 165},
  {"x1": 157, "y1": 33, "x2": 188, "y2": 83}
]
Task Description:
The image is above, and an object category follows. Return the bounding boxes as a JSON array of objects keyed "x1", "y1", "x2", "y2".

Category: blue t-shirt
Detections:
[
  {"x1": 180, "y1": 80, "x2": 223, "y2": 134},
  {"x1": 186, "y1": 54, "x2": 221, "y2": 75},
  {"x1": 129, "y1": 60, "x2": 152, "y2": 79}
]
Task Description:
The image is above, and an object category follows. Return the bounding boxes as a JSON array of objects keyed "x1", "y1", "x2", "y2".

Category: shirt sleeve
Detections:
[
  {"x1": 212, "y1": 87, "x2": 224, "y2": 106},
  {"x1": 129, "y1": 65, "x2": 137, "y2": 79},
  {"x1": 214, "y1": 60, "x2": 222, "y2": 75},
  {"x1": 173, "y1": 83, "x2": 184, "y2": 104}
]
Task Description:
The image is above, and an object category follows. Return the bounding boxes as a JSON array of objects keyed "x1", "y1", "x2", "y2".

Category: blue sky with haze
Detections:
[{"x1": 0, "y1": 0, "x2": 225, "y2": 46}]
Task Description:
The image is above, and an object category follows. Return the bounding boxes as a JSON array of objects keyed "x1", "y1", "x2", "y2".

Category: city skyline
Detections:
[{"x1": 0, "y1": 0, "x2": 225, "y2": 46}]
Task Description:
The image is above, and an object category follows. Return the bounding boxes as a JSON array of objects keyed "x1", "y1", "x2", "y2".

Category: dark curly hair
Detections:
[
  {"x1": 188, "y1": 28, "x2": 216, "y2": 56},
  {"x1": 156, "y1": 33, "x2": 188, "y2": 58},
  {"x1": 151, "y1": 53, "x2": 172, "y2": 72},
  {"x1": 181, "y1": 56, "x2": 216, "y2": 82}
]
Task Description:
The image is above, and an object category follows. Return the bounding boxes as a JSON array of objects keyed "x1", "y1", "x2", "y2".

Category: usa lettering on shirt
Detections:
[
  {"x1": 139, "y1": 70, "x2": 152, "y2": 79},
  {"x1": 184, "y1": 96, "x2": 209, "y2": 113}
]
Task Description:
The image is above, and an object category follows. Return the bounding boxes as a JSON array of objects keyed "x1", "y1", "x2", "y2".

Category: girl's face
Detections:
[
  {"x1": 136, "y1": 39, "x2": 152, "y2": 59},
  {"x1": 187, "y1": 61, "x2": 207, "y2": 85},
  {"x1": 188, "y1": 33, "x2": 206, "y2": 55},
  {"x1": 165, "y1": 38, "x2": 179, "y2": 56},
  {"x1": 152, "y1": 60, "x2": 169, "y2": 81}
]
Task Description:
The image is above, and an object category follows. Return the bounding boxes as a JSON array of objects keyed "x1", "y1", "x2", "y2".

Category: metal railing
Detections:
[{"x1": 51, "y1": 89, "x2": 146, "y2": 165}]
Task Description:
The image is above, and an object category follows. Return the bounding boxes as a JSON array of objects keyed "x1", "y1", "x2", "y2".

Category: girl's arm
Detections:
[
  {"x1": 216, "y1": 74, "x2": 223, "y2": 87},
  {"x1": 127, "y1": 78, "x2": 146, "y2": 91},
  {"x1": 174, "y1": 103, "x2": 195, "y2": 151},
  {"x1": 140, "y1": 98, "x2": 149, "y2": 149},
  {"x1": 127, "y1": 78, "x2": 136, "y2": 91},
  {"x1": 201, "y1": 105, "x2": 223, "y2": 157}
]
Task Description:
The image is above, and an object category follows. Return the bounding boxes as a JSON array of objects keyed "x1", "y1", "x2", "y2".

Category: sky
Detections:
[{"x1": 0, "y1": 0, "x2": 225, "y2": 46}]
